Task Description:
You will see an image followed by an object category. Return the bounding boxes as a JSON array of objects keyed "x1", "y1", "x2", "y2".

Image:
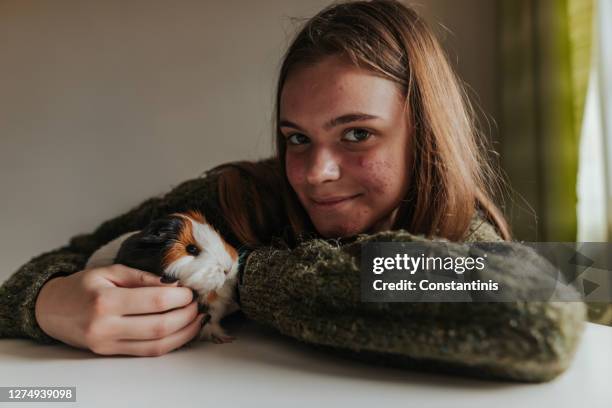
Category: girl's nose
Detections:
[{"x1": 306, "y1": 148, "x2": 341, "y2": 185}]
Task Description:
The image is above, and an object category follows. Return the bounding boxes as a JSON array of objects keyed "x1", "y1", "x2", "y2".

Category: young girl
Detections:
[{"x1": 0, "y1": 0, "x2": 584, "y2": 381}]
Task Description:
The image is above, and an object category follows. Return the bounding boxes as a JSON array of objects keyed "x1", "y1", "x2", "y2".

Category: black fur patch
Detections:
[{"x1": 115, "y1": 215, "x2": 185, "y2": 276}]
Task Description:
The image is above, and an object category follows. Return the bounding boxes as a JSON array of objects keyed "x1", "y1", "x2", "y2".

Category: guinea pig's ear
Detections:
[
  {"x1": 139, "y1": 219, "x2": 170, "y2": 243},
  {"x1": 141, "y1": 216, "x2": 182, "y2": 243},
  {"x1": 139, "y1": 233, "x2": 165, "y2": 245}
]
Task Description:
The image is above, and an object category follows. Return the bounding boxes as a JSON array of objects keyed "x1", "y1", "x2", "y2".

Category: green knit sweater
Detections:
[{"x1": 0, "y1": 157, "x2": 589, "y2": 382}]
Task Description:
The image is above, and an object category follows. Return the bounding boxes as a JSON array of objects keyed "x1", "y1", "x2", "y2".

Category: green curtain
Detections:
[
  {"x1": 498, "y1": 0, "x2": 612, "y2": 326},
  {"x1": 499, "y1": 0, "x2": 592, "y2": 242}
]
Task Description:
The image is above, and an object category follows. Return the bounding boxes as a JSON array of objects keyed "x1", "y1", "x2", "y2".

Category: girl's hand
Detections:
[{"x1": 34, "y1": 264, "x2": 205, "y2": 356}]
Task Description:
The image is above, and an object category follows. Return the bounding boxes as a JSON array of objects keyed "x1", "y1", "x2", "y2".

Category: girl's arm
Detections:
[
  {"x1": 237, "y1": 219, "x2": 587, "y2": 382},
  {"x1": 1, "y1": 160, "x2": 588, "y2": 381},
  {"x1": 0, "y1": 173, "x2": 226, "y2": 343}
]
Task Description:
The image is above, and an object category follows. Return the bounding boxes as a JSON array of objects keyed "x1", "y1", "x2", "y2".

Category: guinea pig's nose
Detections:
[
  {"x1": 224, "y1": 269, "x2": 229, "y2": 276},
  {"x1": 160, "y1": 274, "x2": 178, "y2": 283}
]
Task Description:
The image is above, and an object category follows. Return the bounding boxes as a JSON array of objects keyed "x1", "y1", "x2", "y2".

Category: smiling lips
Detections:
[{"x1": 310, "y1": 194, "x2": 361, "y2": 208}]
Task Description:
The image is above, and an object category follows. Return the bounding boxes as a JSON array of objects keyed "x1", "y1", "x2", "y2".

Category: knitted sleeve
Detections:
[
  {"x1": 0, "y1": 174, "x2": 222, "y2": 344},
  {"x1": 237, "y1": 218, "x2": 587, "y2": 383}
]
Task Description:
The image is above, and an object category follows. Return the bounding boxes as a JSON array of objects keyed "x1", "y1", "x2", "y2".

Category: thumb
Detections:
[{"x1": 103, "y1": 264, "x2": 179, "y2": 288}]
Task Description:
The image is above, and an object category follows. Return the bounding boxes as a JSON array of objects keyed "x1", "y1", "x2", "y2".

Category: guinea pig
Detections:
[{"x1": 85, "y1": 209, "x2": 240, "y2": 344}]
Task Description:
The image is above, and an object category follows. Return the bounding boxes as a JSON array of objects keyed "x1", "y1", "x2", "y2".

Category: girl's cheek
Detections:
[
  {"x1": 356, "y1": 155, "x2": 394, "y2": 194},
  {"x1": 285, "y1": 153, "x2": 305, "y2": 187}
]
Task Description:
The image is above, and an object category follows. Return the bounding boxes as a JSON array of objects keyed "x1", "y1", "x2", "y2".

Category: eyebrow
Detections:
[{"x1": 279, "y1": 113, "x2": 380, "y2": 131}]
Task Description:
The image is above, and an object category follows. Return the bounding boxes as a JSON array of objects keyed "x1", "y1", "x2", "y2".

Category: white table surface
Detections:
[{"x1": 0, "y1": 318, "x2": 610, "y2": 408}]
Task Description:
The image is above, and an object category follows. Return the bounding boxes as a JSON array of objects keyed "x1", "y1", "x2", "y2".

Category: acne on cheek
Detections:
[
  {"x1": 357, "y1": 156, "x2": 395, "y2": 193},
  {"x1": 285, "y1": 157, "x2": 304, "y2": 185}
]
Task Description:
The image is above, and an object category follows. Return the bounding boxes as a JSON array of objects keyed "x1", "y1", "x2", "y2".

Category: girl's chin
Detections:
[{"x1": 313, "y1": 220, "x2": 365, "y2": 238}]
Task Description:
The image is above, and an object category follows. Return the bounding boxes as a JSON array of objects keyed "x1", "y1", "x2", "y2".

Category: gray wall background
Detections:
[{"x1": 0, "y1": 0, "x2": 499, "y2": 280}]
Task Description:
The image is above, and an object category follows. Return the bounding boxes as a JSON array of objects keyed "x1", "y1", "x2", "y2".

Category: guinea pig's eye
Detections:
[{"x1": 186, "y1": 244, "x2": 200, "y2": 256}]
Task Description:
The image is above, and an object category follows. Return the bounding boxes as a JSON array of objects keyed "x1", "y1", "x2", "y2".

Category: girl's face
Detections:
[{"x1": 280, "y1": 55, "x2": 413, "y2": 238}]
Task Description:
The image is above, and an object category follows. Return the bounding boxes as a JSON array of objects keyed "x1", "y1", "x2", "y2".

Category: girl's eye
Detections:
[
  {"x1": 287, "y1": 133, "x2": 310, "y2": 145},
  {"x1": 343, "y1": 128, "x2": 371, "y2": 142},
  {"x1": 186, "y1": 244, "x2": 200, "y2": 256}
]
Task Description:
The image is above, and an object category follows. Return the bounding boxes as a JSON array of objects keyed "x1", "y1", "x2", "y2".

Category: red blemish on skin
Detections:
[
  {"x1": 161, "y1": 216, "x2": 198, "y2": 269},
  {"x1": 357, "y1": 156, "x2": 369, "y2": 168},
  {"x1": 207, "y1": 291, "x2": 218, "y2": 303}
]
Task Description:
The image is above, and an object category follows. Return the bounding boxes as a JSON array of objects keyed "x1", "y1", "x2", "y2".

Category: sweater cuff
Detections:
[
  {"x1": 237, "y1": 247, "x2": 253, "y2": 285},
  {"x1": 235, "y1": 247, "x2": 253, "y2": 306},
  {"x1": 1, "y1": 251, "x2": 85, "y2": 344},
  {"x1": 22, "y1": 268, "x2": 75, "y2": 344}
]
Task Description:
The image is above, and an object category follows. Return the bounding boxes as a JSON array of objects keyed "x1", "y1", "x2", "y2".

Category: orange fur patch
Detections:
[
  {"x1": 206, "y1": 291, "x2": 218, "y2": 303},
  {"x1": 169, "y1": 210, "x2": 207, "y2": 225},
  {"x1": 223, "y1": 240, "x2": 238, "y2": 262},
  {"x1": 183, "y1": 209, "x2": 206, "y2": 224},
  {"x1": 161, "y1": 217, "x2": 198, "y2": 269}
]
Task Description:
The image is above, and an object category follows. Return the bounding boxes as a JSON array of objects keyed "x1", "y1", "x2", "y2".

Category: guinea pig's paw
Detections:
[
  {"x1": 212, "y1": 333, "x2": 236, "y2": 344},
  {"x1": 200, "y1": 322, "x2": 235, "y2": 344},
  {"x1": 198, "y1": 324, "x2": 213, "y2": 342}
]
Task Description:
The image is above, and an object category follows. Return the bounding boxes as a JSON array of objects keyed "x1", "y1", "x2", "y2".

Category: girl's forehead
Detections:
[{"x1": 280, "y1": 58, "x2": 404, "y2": 124}]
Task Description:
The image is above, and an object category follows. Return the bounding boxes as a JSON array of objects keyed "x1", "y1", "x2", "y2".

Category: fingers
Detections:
[
  {"x1": 113, "y1": 300, "x2": 200, "y2": 340},
  {"x1": 101, "y1": 264, "x2": 179, "y2": 288},
  {"x1": 112, "y1": 313, "x2": 206, "y2": 356},
  {"x1": 108, "y1": 286, "x2": 194, "y2": 315}
]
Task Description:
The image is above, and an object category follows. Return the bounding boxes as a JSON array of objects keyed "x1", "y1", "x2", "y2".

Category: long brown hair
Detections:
[{"x1": 212, "y1": 0, "x2": 512, "y2": 246}]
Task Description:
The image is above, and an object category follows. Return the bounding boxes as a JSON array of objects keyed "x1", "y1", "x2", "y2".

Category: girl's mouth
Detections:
[{"x1": 311, "y1": 194, "x2": 362, "y2": 208}]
